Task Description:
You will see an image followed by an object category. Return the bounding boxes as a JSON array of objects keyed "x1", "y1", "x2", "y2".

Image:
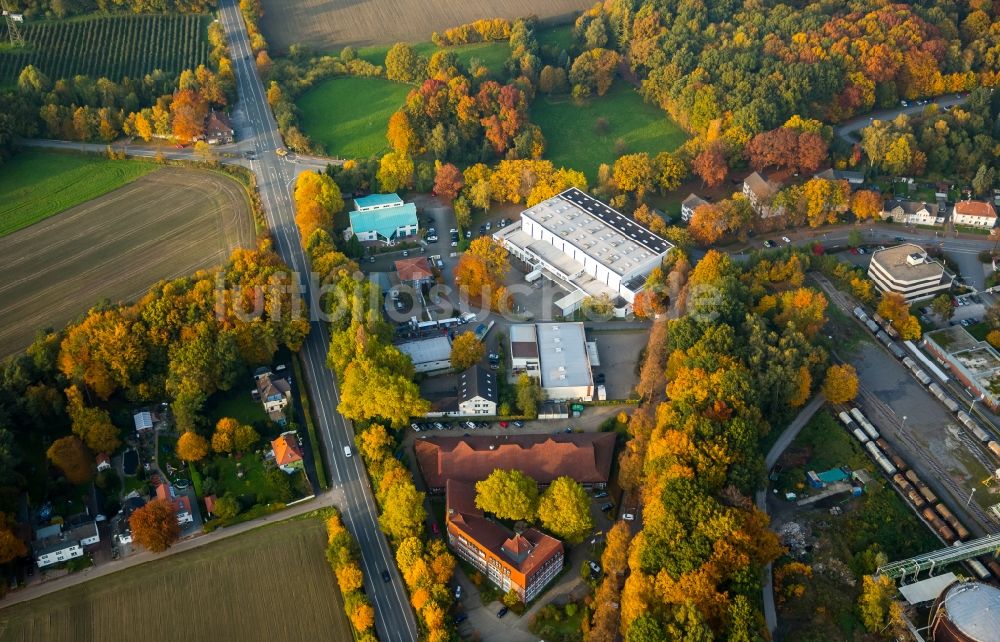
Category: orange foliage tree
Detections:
[
  {"x1": 169, "y1": 89, "x2": 208, "y2": 141},
  {"x1": 129, "y1": 498, "x2": 181, "y2": 552}
]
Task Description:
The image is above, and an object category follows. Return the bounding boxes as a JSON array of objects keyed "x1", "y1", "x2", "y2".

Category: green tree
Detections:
[
  {"x1": 213, "y1": 494, "x2": 241, "y2": 519},
  {"x1": 930, "y1": 293, "x2": 955, "y2": 320},
  {"x1": 515, "y1": 373, "x2": 543, "y2": 417},
  {"x1": 385, "y1": 43, "x2": 425, "y2": 83},
  {"x1": 475, "y1": 469, "x2": 538, "y2": 521},
  {"x1": 537, "y1": 476, "x2": 593, "y2": 543}
]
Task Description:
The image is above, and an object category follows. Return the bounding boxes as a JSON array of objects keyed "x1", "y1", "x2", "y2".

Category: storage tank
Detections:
[{"x1": 930, "y1": 581, "x2": 1000, "y2": 642}]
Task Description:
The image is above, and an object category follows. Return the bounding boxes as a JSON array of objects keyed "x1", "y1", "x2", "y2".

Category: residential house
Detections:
[
  {"x1": 96, "y1": 453, "x2": 111, "y2": 472},
  {"x1": 33, "y1": 519, "x2": 99, "y2": 567},
  {"x1": 952, "y1": 200, "x2": 997, "y2": 228},
  {"x1": 456, "y1": 365, "x2": 497, "y2": 416},
  {"x1": 743, "y1": 171, "x2": 783, "y2": 217},
  {"x1": 813, "y1": 168, "x2": 865, "y2": 188},
  {"x1": 156, "y1": 483, "x2": 194, "y2": 526},
  {"x1": 133, "y1": 410, "x2": 154, "y2": 433},
  {"x1": 254, "y1": 367, "x2": 292, "y2": 425},
  {"x1": 271, "y1": 432, "x2": 304, "y2": 473},
  {"x1": 114, "y1": 495, "x2": 146, "y2": 545},
  {"x1": 880, "y1": 199, "x2": 943, "y2": 227},
  {"x1": 680, "y1": 193, "x2": 708, "y2": 223},
  {"x1": 203, "y1": 111, "x2": 234, "y2": 145},
  {"x1": 394, "y1": 257, "x2": 434, "y2": 287},
  {"x1": 347, "y1": 194, "x2": 418, "y2": 245}
]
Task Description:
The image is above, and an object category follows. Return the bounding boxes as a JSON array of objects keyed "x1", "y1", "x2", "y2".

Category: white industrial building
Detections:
[
  {"x1": 396, "y1": 335, "x2": 453, "y2": 374},
  {"x1": 868, "y1": 243, "x2": 953, "y2": 302},
  {"x1": 494, "y1": 188, "x2": 671, "y2": 315},
  {"x1": 509, "y1": 323, "x2": 595, "y2": 401}
]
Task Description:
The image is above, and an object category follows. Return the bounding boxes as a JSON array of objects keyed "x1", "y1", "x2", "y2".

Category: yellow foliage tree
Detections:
[
  {"x1": 822, "y1": 364, "x2": 859, "y2": 404},
  {"x1": 176, "y1": 431, "x2": 209, "y2": 462},
  {"x1": 450, "y1": 332, "x2": 485, "y2": 370},
  {"x1": 349, "y1": 601, "x2": 375, "y2": 632}
]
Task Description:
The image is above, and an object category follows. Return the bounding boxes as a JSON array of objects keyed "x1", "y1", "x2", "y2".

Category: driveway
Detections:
[{"x1": 834, "y1": 94, "x2": 969, "y2": 143}]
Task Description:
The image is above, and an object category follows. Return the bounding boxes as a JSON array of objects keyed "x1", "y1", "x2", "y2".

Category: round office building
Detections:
[{"x1": 930, "y1": 581, "x2": 1000, "y2": 642}]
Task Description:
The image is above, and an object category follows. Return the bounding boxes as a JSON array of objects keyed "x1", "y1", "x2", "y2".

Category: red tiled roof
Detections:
[
  {"x1": 155, "y1": 483, "x2": 171, "y2": 501},
  {"x1": 176, "y1": 495, "x2": 192, "y2": 515},
  {"x1": 96, "y1": 453, "x2": 111, "y2": 465},
  {"x1": 204, "y1": 495, "x2": 217, "y2": 513},
  {"x1": 395, "y1": 257, "x2": 433, "y2": 282},
  {"x1": 446, "y1": 480, "x2": 562, "y2": 579},
  {"x1": 271, "y1": 434, "x2": 303, "y2": 466},
  {"x1": 954, "y1": 200, "x2": 997, "y2": 219},
  {"x1": 415, "y1": 433, "x2": 616, "y2": 489}
]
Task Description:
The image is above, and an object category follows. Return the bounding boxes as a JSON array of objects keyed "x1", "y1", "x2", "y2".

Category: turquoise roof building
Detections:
[{"x1": 348, "y1": 193, "x2": 418, "y2": 244}]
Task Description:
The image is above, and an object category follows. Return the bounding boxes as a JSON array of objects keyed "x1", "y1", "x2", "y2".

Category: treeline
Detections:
[
  {"x1": 0, "y1": 12, "x2": 233, "y2": 160},
  {"x1": 862, "y1": 87, "x2": 1000, "y2": 189},
  {"x1": 592, "y1": 249, "x2": 833, "y2": 640},
  {"x1": 356, "y1": 424, "x2": 455, "y2": 642},
  {"x1": 324, "y1": 509, "x2": 379, "y2": 639},
  {"x1": 7, "y1": 0, "x2": 214, "y2": 20},
  {"x1": 290, "y1": 171, "x2": 429, "y2": 427}
]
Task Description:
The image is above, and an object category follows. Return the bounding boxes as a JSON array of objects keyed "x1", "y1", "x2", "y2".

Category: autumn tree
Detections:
[
  {"x1": 0, "y1": 516, "x2": 27, "y2": 564},
  {"x1": 851, "y1": 189, "x2": 883, "y2": 220},
  {"x1": 689, "y1": 203, "x2": 726, "y2": 246},
  {"x1": 475, "y1": 469, "x2": 538, "y2": 521},
  {"x1": 170, "y1": 89, "x2": 208, "y2": 141},
  {"x1": 516, "y1": 373, "x2": 543, "y2": 417},
  {"x1": 568, "y1": 48, "x2": 621, "y2": 97},
  {"x1": 433, "y1": 162, "x2": 463, "y2": 200},
  {"x1": 877, "y1": 292, "x2": 921, "y2": 340},
  {"x1": 65, "y1": 385, "x2": 121, "y2": 454},
  {"x1": 129, "y1": 498, "x2": 181, "y2": 552},
  {"x1": 294, "y1": 171, "x2": 343, "y2": 242},
  {"x1": 387, "y1": 110, "x2": 417, "y2": 155},
  {"x1": 47, "y1": 436, "x2": 93, "y2": 485},
  {"x1": 601, "y1": 521, "x2": 631, "y2": 577},
  {"x1": 450, "y1": 332, "x2": 485, "y2": 370},
  {"x1": 385, "y1": 43, "x2": 426, "y2": 83},
  {"x1": 454, "y1": 237, "x2": 510, "y2": 304},
  {"x1": 177, "y1": 431, "x2": 209, "y2": 462},
  {"x1": 377, "y1": 151, "x2": 414, "y2": 192},
  {"x1": 930, "y1": 294, "x2": 954, "y2": 320},
  {"x1": 859, "y1": 574, "x2": 903, "y2": 635},
  {"x1": 213, "y1": 494, "x2": 240, "y2": 519},
  {"x1": 654, "y1": 151, "x2": 686, "y2": 193},
  {"x1": 537, "y1": 476, "x2": 593, "y2": 543},
  {"x1": 692, "y1": 144, "x2": 727, "y2": 187},
  {"x1": 336, "y1": 561, "x2": 365, "y2": 593},
  {"x1": 822, "y1": 364, "x2": 859, "y2": 404},
  {"x1": 378, "y1": 479, "x2": 427, "y2": 541},
  {"x1": 613, "y1": 153, "x2": 654, "y2": 196}
]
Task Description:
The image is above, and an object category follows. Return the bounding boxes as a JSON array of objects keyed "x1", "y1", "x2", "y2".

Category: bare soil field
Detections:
[
  {"x1": 0, "y1": 518, "x2": 352, "y2": 642},
  {"x1": 0, "y1": 167, "x2": 254, "y2": 357},
  {"x1": 259, "y1": 0, "x2": 592, "y2": 51}
]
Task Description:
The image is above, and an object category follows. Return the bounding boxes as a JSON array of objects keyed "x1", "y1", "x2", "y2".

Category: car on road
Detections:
[
  {"x1": 275, "y1": 147, "x2": 288, "y2": 157},
  {"x1": 426, "y1": 235, "x2": 438, "y2": 242},
  {"x1": 763, "y1": 239, "x2": 775, "y2": 248},
  {"x1": 564, "y1": 427, "x2": 573, "y2": 433},
  {"x1": 781, "y1": 236, "x2": 791, "y2": 243},
  {"x1": 600, "y1": 502, "x2": 614, "y2": 512},
  {"x1": 454, "y1": 585, "x2": 462, "y2": 599},
  {"x1": 588, "y1": 561, "x2": 601, "y2": 575},
  {"x1": 451, "y1": 240, "x2": 458, "y2": 247},
  {"x1": 894, "y1": 236, "x2": 905, "y2": 242},
  {"x1": 381, "y1": 569, "x2": 391, "y2": 582},
  {"x1": 497, "y1": 607, "x2": 509, "y2": 618},
  {"x1": 402, "y1": 250, "x2": 409, "y2": 257},
  {"x1": 449, "y1": 228, "x2": 458, "y2": 234},
  {"x1": 343, "y1": 445, "x2": 352, "y2": 457}
]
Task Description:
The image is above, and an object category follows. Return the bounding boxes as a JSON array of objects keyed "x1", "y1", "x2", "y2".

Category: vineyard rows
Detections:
[{"x1": 0, "y1": 14, "x2": 210, "y2": 85}]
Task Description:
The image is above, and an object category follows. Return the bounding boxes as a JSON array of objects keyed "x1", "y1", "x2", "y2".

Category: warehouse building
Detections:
[
  {"x1": 509, "y1": 322, "x2": 595, "y2": 401},
  {"x1": 867, "y1": 243, "x2": 953, "y2": 302},
  {"x1": 494, "y1": 188, "x2": 671, "y2": 313}
]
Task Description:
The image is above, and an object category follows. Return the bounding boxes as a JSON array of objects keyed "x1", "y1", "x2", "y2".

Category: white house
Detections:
[
  {"x1": 680, "y1": 193, "x2": 708, "y2": 223},
  {"x1": 33, "y1": 521, "x2": 99, "y2": 568},
  {"x1": 880, "y1": 199, "x2": 943, "y2": 227},
  {"x1": 743, "y1": 172, "x2": 782, "y2": 217},
  {"x1": 254, "y1": 367, "x2": 291, "y2": 424},
  {"x1": 952, "y1": 200, "x2": 997, "y2": 228},
  {"x1": 456, "y1": 365, "x2": 498, "y2": 416}
]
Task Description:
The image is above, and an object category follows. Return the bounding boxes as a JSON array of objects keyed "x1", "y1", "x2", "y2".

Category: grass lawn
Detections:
[
  {"x1": 531, "y1": 83, "x2": 688, "y2": 182},
  {"x1": 537, "y1": 24, "x2": 574, "y2": 55},
  {"x1": 206, "y1": 384, "x2": 268, "y2": 428},
  {"x1": 210, "y1": 453, "x2": 295, "y2": 504},
  {"x1": 297, "y1": 76, "x2": 411, "y2": 159},
  {"x1": 0, "y1": 150, "x2": 156, "y2": 237},
  {"x1": 0, "y1": 518, "x2": 352, "y2": 642}
]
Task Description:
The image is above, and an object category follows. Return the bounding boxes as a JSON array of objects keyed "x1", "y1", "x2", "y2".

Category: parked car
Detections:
[
  {"x1": 455, "y1": 585, "x2": 462, "y2": 599},
  {"x1": 600, "y1": 502, "x2": 614, "y2": 512},
  {"x1": 455, "y1": 613, "x2": 468, "y2": 624},
  {"x1": 426, "y1": 235, "x2": 438, "y2": 242},
  {"x1": 499, "y1": 421, "x2": 509, "y2": 428},
  {"x1": 369, "y1": 256, "x2": 376, "y2": 263},
  {"x1": 381, "y1": 569, "x2": 391, "y2": 582},
  {"x1": 433, "y1": 422, "x2": 444, "y2": 430},
  {"x1": 588, "y1": 561, "x2": 601, "y2": 574},
  {"x1": 497, "y1": 607, "x2": 509, "y2": 618},
  {"x1": 593, "y1": 491, "x2": 609, "y2": 499},
  {"x1": 485, "y1": 221, "x2": 492, "y2": 231},
  {"x1": 411, "y1": 422, "x2": 421, "y2": 432},
  {"x1": 781, "y1": 236, "x2": 791, "y2": 243},
  {"x1": 595, "y1": 372, "x2": 606, "y2": 384},
  {"x1": 465, "y1": 230, "x2": 472, "y2": 239},
  {"x1": 512, "y1": 421, "x2": 524, "y2": 428},
  {"x1": 465, "y1": 421, "x2": 476, "y2": 429},
  {"x1": 402, "y1": 250, "x2": 409, "y2": 257},
  {"x1": 623, "y1": 512, "x2": 635, "y2": 521}
]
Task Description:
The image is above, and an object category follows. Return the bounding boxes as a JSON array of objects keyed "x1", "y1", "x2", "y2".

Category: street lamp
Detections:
[
  {"x1": 969, "y1": 393, "x2": 984, "y2": 415},
  {"x1": 901, "y1": 416, "x2": 908, "y2": 431},
  {"x1": 966, "y1": 487, "x2": 977, "y2": 509}
]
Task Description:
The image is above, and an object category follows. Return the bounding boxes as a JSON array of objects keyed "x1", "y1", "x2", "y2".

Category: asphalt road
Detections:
[
  {"x1": 215, "y1": 0, "x2": 418, "y2": 639},
  {"x1": 834, "y1": 93, "x2": 969, "y2": 144}
]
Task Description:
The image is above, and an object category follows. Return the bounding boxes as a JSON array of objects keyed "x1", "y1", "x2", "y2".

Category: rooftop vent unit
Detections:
[{"x1": 906, "y1": 253, "x2": 927, "y2": 266}]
